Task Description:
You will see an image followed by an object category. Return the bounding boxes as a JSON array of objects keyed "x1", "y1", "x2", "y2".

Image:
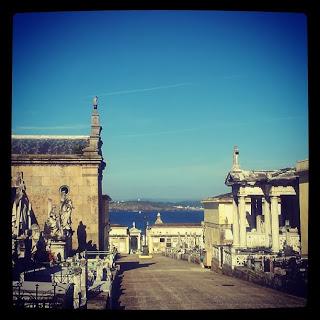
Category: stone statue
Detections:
[
  {"x1": 12, "y1": 201, "x2": 18, "y2": 237},
  {"x1": 13, "y1": 172, "x2": 26, "y2": 204},
  {"x1": 45, "y1": 205, "x2": 60, "y2": 238},
  {"x1": 44, "y1": 190, "x2": 73, "y2": 240},
  {"x1": 60, "y1": 196, "x2": 73, "y2": 237},
  {"x1": 12, "y1": 172, "x2": 30, "y2": 237},
  {"x1": 31, "y1": 223, "x2": 40, "y2": 256}
]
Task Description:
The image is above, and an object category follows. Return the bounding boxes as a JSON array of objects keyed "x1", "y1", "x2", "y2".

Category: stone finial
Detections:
[
  {"x1": 232, "y1": 145, "x2": 240, "y2": 171},
  {"x1": 133, "y1": 221, "x2": 135, "y2": 228},
  {"x1": 93, "y1": 96, "x2": 98, "y2": 109},
  {"x1": 155, "y1": 212, "x2": 163, "y2": 225},
  {"x1": 83, "y1": 96, "x2": 102, "y2": 155}
]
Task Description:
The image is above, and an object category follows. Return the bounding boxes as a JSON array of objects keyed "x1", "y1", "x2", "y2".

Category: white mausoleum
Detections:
[{"x1": 203, "y1": 146, "x2": 302, "y2": 269}]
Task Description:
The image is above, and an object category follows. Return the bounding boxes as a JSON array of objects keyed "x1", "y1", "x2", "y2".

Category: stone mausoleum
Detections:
[
  {"x1": 108, "y1": 222, "x2": 142, "y2": 254},
  {"x1": 147, "y1": 213, "x2": 204, "y2": 253},
  {"x1": 11, "y1": 98, "x2": 109, "y2": 252},
  {"x1": 202, "y1": 146, "x2": 307, "y2": 270}
]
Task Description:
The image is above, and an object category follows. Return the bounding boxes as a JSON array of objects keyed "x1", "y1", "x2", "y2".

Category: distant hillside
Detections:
[{"x1": 109, "y1": 200, "x2": 203, "y2": 212}]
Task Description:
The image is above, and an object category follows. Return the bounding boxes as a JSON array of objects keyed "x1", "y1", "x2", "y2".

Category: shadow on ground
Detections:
[{"x1": 111, "y1": 255, "x2": 155, "y2": 310}]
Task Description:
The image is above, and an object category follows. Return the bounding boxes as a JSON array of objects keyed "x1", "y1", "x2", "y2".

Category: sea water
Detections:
[{"x1": 110, "y1": 210, "x2": 204, "y2": 234}]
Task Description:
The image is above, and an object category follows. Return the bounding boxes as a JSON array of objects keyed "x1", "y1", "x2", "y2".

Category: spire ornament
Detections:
[
  {"x1": 93, "y1": 96, "x2": 98, "y2": 109},
  {"x1": 232, "y1": 145, "x2": 241, "y2": 172}
]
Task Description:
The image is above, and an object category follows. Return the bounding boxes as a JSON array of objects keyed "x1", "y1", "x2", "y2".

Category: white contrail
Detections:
[{"x1": 88, "y1": 82, "x2": 192, "y2": 97}]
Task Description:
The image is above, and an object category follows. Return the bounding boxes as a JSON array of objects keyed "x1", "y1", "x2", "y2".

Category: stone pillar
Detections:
[
  {"x1": 256, "y1": 215, "x2": 262, "y2": 233},
  {"x1": 263, "y1": 197, "x2": 271, "y2": 247},
  {"x1": 232, "y1": 198, "x2": 240, "y2": 247},
  {"x1": 126, "y1": 236, "x2": 130, "y2": 254},
  {"x1": 238, "y1": 196, "x2": 247, "y2": 248},
  {"x1": 137, "y1": 234, "x2": 141, "y2": 251},
  {"x1": 79, "y1": 258, "x2": 87, "y2": 305},
  {"x1": 271, "y1": 196, "x2": 280, "y2": 252}
]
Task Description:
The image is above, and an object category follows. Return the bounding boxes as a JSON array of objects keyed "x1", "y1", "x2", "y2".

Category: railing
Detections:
[
  {"x1": 221, "y1": 247, "x2": 278, "y2": 269},
  {"x1": 223, "y1": 248, "x2": 232, "y2": 266},
  {"x1": 12, "y1": 282, "x2": 64, "y2": 309},
  {"x1": 52, "y1": 269, "x2": 74, "y2": 284},
  {"x1": 163, "y1": 247, "x2": 202, "y2": 264},
  {"x1": 213, "y1": 246, "x2": 220, "y2": 261},
  {"x1": 84, "y1": 250, "x2": 112, "y2": 258}
]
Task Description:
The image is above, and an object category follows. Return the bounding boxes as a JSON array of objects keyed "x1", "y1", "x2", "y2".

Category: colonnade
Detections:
[{"x1": 232, "y1": 193, "x2": 281, "y2": 252}]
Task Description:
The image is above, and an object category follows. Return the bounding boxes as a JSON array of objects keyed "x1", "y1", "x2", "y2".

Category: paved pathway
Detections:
[{"x1": 112, "y1": 254, "x2": 306, "y2": 310}]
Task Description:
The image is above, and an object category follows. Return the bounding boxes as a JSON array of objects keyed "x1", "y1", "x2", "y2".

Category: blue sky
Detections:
[{"x1": 12, "y1": 10, "x2": 308, "y2": 201}]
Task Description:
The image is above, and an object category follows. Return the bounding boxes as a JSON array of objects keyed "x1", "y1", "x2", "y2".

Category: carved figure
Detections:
[
  {"x1": 60, "y1": 197, "x2": 73, "y2": 237},
  {"x1": 12, "y1": 202, "x2": 18, "y2": 237},
  {"x1": 14, "y1": 172, "x2": 26, "y2": 204},
  {"x1": 45, "y1": 205, "x2": 60, "y2": 238},
  {"x1": 12, "y1": 172, "x2": 30, "y2": 237},
  {"x1": 31, "y1": 224, "x2": 40, "y2": 255},
  {"x1": 44, "y1": 190, "x2": 73, "y2": 239}
]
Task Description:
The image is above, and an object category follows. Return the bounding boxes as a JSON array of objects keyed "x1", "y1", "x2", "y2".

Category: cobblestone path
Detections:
[{"x1": 112, "y1": 254, "x2": 307, "y2": 310}]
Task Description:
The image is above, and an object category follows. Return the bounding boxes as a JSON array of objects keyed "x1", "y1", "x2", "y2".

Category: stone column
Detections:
[
  {"x1": 137, "y1": 234, "x2": 141, "y2": 251},
  {"x1": 238, "y1": 196, "x2": 247, "y2": 248},
  {"x1": 270, "y1": 196, "x2": 280, "y2": 252},
  {"x1": 263, "y1": 197, "x2": 271, "y2": 247},
  {"x1": 256, "y1": 215, "x2": 262, "y2": 233},
  {"x1": 80, "y1": 258, "x2": 87, "y2": 305},
  {"x1": 232, "y1": 198, "x2": 240, "y2": 247},
  {"x1": 148, "y1": 235, "x2": 153, "y2": 253}
]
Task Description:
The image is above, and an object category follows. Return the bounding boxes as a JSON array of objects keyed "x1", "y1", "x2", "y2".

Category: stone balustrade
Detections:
[
  {"x1": 163, "y1": 249, "x2": 203, "y2": 265},
  {"x1": 246, "y1": 233, "x2": 267, "y2": 248}
]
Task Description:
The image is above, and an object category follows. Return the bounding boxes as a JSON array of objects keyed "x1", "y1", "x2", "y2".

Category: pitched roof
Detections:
[
  {"x1": 203, "y1": 192, "x2": 233, "y2": 202},
  {"x1": 12, "y1": 135, "x2": 90, "y2": 155},
  {"x1": 225, "y1": 167, "x2": 297, "y2": 186}
]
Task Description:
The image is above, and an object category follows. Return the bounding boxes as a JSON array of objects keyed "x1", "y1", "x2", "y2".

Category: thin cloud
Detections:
[
  {"x1": 115, "y1": 115, "x2": 305, "y2": 138},
  {"x1": 88, "y1": 82, "x2": 193, "y2": 97}
]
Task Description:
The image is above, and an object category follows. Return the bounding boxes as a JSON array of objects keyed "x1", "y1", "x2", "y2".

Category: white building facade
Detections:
[
  {"x1": 147, "y1": 213, "x2": 204, "y2": 253},
  {"x1": 108, "y1": 225, "x2": 130, "y2": 254},
  {"x1": 204, "y1": 146, "x2": 302, "y2": 270}
]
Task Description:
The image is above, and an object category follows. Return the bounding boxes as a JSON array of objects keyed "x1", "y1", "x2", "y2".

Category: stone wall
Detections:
[
  {"x1": 163, "y1": 251, "x2": 202, "y2": 265},
  {"x1": 109, "y1": 237, "x2": 129, "y2": 254},
  {"x1": 147, "y1": 225, "x2": 203, "y2": 253},
  {"x1": 11, "y1": 163, "x2": 102, "y2": 250},
  {"x1": 296, "y1": 159, "x2": 308, "y2": 256},
  {"x1": 210, "y1": 258, "x2": 223, "y2": 274},
  {"x1": 220, "y1": 264, "x2": 307, "y2": 298}
]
